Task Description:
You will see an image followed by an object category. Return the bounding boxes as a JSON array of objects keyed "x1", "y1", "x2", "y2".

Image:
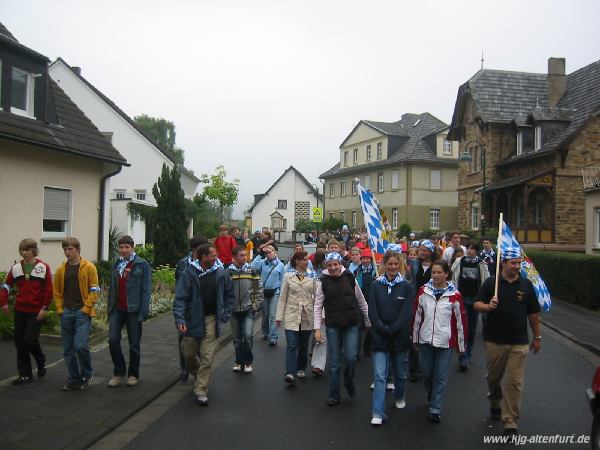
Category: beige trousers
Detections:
[{"x1": 181, "y1": 316, "x2": 218, "y2": 396}]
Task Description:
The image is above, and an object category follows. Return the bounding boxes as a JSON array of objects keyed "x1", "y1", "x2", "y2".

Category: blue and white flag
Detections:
[
  {"x1": 499, "y1": 221, "x2": 552, "y2": 312},
  {"x1": 356, "y1": 182, "x2": 386, "y2": 255}
]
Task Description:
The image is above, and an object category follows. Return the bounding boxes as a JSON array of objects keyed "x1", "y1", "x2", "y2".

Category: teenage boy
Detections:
[
  {"x1": 107, "y1": 236, "x2": 151, "y2": 387},
  {"x1": 1, "y1": 239, "x2": 53, "y2": 385},
  {"x1": 54, "y1": 237, "x2": 101, "y2": 391},
  {"x1": 174, "y1": 243, "x2": 235, "y2": 406}
]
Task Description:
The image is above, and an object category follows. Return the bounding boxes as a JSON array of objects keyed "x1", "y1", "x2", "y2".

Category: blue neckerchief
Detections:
[
  {"x1": 291, "y1": 268, "x2": 317, "y2": 279},
  {"x1": 228, "y1": 263, "x2": 250, "y2": 272},
  {"x1": 361, "y1": 263, "x2": 374, "y2": 274},
  {"x1": 191, "y1": 260, "x2": 220, "y2": 278},
  {"x1": 118, "y1": 252, "x2": 136, "y2": 276},
  {"x1": 377, "y1": 273, "x2": 404, "y2": 294},
  {"x1": 426, "y1": 280, "x2": 457, "y2": 296},
  {"x1": 481, "y1": 248, "x2": 496, "y2": 258},
  {"x1": 348, "y1": 262, "x2": 360, "y2": 274},
  {"x1": 464, "y1": 255, "x2": 481, "y2": 264},
  {"x1": 266, "y1": 258, "x2": 280, "y2": 266}
]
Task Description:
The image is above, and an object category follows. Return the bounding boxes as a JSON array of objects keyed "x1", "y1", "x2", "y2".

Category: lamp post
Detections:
[{"x1": 459, "y1": 140, "x2": 486, "y2": 237}]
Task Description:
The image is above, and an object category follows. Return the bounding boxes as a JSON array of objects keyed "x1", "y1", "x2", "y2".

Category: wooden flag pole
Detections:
[{"x1": 494, "y1": 212, "x2": 503, "y2": 298}]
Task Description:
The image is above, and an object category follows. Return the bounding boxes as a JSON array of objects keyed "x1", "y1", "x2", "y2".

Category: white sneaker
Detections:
[
  {"x1": 244, "y1": 365, "x2": 253, "y2": 373},
  {"x1": 126, "y1": 376, "x2": 138, "y2": 387},
  {"x1": 107, "y1": 376, "x2": 122, "y2": 387},
  {"x1": 395, "y1": 399, "x2": 406, "y2": 409},
  {"x1": 296, "y1": 370, "x2": 306, "y2": 378},
  {"x1": 386, "y1": 382, "x2": 395, "y2": 391},
  {"x1": 233, "y1": 364, "x2": 242, "y2": 372},
  {"x1": 371, "y1": 416, "x2": 383, "y2": 426},
  {"x1": 370, "y1": 382, "x2": 374, "y2": 390}
]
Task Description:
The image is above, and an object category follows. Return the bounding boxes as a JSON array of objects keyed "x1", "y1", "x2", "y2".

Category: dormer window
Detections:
[
  {"x1": 376, "y1": 142, "x2": 382, "y2": 159},
  {"x1": 353, "y1": 148, "x2": 358, "y2": 164},
  {"x1": 366, "y1": 145, "x2": 372, "y2": 161},
  {"x1": 343, "y1": 150, "x2": 348, "y2": 166},
  {"x1": 442, "y1": 139, "x2": 452, "y2": 156},
  {"x1": 11, "y1": 67, "x2": 35, "y2": 117},
  {"x1": 534, "y1": 126, "x2": 542, "y2": 151},
  {"x1": 517, "y1": 128, "x2": 534, "y2": 155}
]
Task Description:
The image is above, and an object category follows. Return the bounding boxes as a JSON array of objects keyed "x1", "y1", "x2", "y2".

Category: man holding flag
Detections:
[{"x1": 474, "y1": 221, "x2": 542, "y2": 436}]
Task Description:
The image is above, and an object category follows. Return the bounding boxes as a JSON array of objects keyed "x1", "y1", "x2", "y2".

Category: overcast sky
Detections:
[{"x1": 4, "y1": 0, "x2": 600, "y2": 217}]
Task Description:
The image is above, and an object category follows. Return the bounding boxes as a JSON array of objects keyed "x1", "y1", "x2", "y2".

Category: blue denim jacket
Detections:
[
  {"x1": 173, "y1": 264, "x2": 234, "y2": 339},
  {"x1": 108, "y1": 255, "x2": 152, "y2": 321},
  {"x1": 250, "y1": 256, "x2": 285, "y2": 293}
]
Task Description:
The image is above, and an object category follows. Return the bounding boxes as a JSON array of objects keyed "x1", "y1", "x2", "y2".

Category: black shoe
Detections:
[
  {"x1": 62, "y1": 380, "x2": 81, "y2": 391},
  {"x1": 490, "y1": 407, "x2": 502, "y2": 421},
  {"x1": 327, "y1": 397, "x2": 340, "y2": 406},
  {"x1": 284, "y1": 374, "x2": 296, "y2": 385},
  {"x1": 12, "y1": 376, "x2": 32, "y2": 385},
  {"x1": 180, "y1": 370, "x2": 189, "y2": 382},
  {"x1": 196, "y1": 394, "x2": 209, "y2": 406},
  {"x1": 459, "y1": 362, "x2": 469, "y2": 372},
  {"x1": 346, "y1": 384, "x2": 356, "y2": 398},
  {"x1": 503, "y1": 427, "x2": 519, "y2": 436},
  {"x1": 428, "y1": 413, "x2": 441, "y2": 424},
  {"x1": 80, "y1": 373, "x2": 94, "y2": 391},
  {"x1": 37, "y1": 366, "x2": 47, "y2": 378}
]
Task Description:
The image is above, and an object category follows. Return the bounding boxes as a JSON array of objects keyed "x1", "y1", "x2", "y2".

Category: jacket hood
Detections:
[{"x1": 321, "y1": 267, "x2": 347, "y2": 276}]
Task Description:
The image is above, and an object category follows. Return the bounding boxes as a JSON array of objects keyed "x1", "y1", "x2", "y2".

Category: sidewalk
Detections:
[
  {"x1": 0, "y1": 312, "x2": 232, "y2": 450},
  {"x1": 541, "y1": 297, "x2": 600, "y2": 356}
]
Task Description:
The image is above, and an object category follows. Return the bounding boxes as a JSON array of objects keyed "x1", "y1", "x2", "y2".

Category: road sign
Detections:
[{"x1": 312, "y1": 207, "x2": 323, "y2": 223}]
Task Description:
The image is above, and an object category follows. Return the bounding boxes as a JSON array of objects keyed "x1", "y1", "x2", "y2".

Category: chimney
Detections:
[
  {"x1": 72, "y1": 66, "x2": 82, "y2": 76},
  {"x1": 547, "y1": 57, "x2": 566, "y2": 108}
]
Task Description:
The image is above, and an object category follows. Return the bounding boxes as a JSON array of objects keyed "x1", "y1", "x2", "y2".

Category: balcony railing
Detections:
[{"x1": 582, "y1": 167, "x2": 600, "y2": 190}]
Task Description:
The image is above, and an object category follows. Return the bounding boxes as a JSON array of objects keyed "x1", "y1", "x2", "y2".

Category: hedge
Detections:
[{"x1": 526, "y1": 250, "x2": 600, "y2": 310}]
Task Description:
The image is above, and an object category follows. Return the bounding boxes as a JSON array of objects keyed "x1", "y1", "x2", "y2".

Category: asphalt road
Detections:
[{"x1": 126, "y1": 324, "x2": 596, "y2": 450}]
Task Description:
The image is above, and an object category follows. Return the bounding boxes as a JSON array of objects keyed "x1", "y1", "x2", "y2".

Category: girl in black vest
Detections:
[{"x1": 313, "y1": 253, "x2": 370, "y2": 406}]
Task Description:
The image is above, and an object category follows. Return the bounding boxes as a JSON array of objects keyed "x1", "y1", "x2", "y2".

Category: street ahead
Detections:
[{"x1": 125, "y1": 323, "x2": 596, "y2": 450}]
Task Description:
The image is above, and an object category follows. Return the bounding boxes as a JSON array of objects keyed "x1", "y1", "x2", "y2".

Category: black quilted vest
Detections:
[{"x1": 321, "y1": 271, "x2": 360, "y2": 327}]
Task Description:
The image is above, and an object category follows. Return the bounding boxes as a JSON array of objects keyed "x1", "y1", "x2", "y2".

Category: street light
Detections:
[{"x1": 459, "y1": 140, "x2": 486, "y2": 237}]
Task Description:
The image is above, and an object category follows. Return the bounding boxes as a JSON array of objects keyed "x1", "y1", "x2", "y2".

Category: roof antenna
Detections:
[{"x1": 481, "y1": 49, "x2": 484, "y2": 70}]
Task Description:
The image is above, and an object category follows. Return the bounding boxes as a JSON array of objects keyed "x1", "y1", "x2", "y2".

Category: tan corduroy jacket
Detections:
[{"x1": 276, "y1": 272, "x2": 316, "y2": 331}]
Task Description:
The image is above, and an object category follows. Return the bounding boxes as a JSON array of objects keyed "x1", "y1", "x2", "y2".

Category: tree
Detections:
[
  {"x1": 192, "y1": 194, "x2": 221, "y2": 238},
  {"x1": 200, "y1": 165, "x2": 240, "y2": 223},
  {"x1": 152, "y1": 164, "x2": 189, "y2": 266},
  {"x1": 134, "y1": 114, "x2": 185, "y2": 165}
]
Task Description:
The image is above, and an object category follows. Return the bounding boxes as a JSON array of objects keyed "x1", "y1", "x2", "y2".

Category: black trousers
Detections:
[{"x1": 14, "y1": 311, "x2": 45, "y2": 378}]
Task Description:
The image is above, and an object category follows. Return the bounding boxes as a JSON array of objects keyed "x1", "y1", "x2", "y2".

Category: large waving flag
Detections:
[
  {"x1": 356, "y1": 181, "x2": 388, "y2": 257},
  {"x1": 499, "y1": 221, "x2": 552, "y2": 312}
]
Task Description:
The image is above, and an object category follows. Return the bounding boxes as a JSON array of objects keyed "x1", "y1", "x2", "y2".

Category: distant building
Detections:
[
  {"x1": 448, "y1": 57, "x2": 600, "y2": 248},
  {"x1": 320, "y1": 113, "x2": 459, "y2": 232},
  {"x1": 249, "y1": 166, "x2": 322, "y2": 242},
  {"x1": 49, "y1": 58, "x2": 200, "y2": 256},
  {"x1": 0, "y1": 24, "x2": 127, "y2": 269}
]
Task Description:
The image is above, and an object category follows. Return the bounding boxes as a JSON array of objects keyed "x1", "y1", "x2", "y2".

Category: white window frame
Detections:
[
  {"x1": 535, "y1": 126, "x2": 542, "y2": 151},
  {"x1": 366, "y1": 145, "x2": 372, "y2": 161},
  {"x1": 11, "y1": 66, "x2": 35, "y2": 118},
  {"x1": 471, "y1": 202, "x2": 480, "y2": 230},
  {"x1": 135, "y1": 190, "x2": 147, "y2": 201},
  {"x1": 351, "y1": 180, "x2": 357, "y2": 195},
  {"x1": 340, "y1": 181, "x2": 346, "y2": 197},
  {"x1": 442, "y1": 139, "x2": 452, "y2": 156},
  {"x1": 392, "y1": 208, "x2": 398, "y2": 229},
  {"x1": 115, "y1": 189, "x2": 126, "y2": 200},
  {"x1": 43, "y1": 186, "x2": 72, "y2": 239},
  {"x1": 377, "y1": 173, "x2": 384, "y2": 193},
  {"x1": 277, "y1": 199, "x2": 287, "y2": 209},
  {"x1": 329, "y1": 212, "x2": 335, "y2": 220},
  {"x1": 429, "y1": 208, "x2": 440, "y2": 230},
  {"x1": 430, "y1": 169, "x2": 441, "y2": 191},
  {"x1": 282, "y1": 218, "x2": 288, "y2": 229},
  {"x1": 329, "y1": 183, "x2": 335, "y2": 198},
  {"x1": 343, "y1": 150, "x2": 348, "y2": 166},
  {"x1": 376, "y1": 142, "x2": 383, "y2": 159},
  {"x1": 364, "y1": 175, "x2": 371, "y2": 190},
  {"x1": 353, "y1": 148, "x2": 358, "y2": 164},
  {"x1": 352, "y1": 210, "x2": 357, "y2": 228},
  {"x1": 391, "y1": 170, "x2": 399, "y2": 190},
  {"x1": 517, "y1": 131, "x2": 524, "y2": 155}
]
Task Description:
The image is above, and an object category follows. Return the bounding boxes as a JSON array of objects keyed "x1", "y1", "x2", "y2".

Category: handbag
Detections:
[{"x1": 262, "y1": 262, "x2": 279, "y2": 298}]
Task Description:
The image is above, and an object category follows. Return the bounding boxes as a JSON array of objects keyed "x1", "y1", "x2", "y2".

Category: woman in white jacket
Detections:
[{"x1": 413, "y1": 259, "x2": 468, "y2": 424}]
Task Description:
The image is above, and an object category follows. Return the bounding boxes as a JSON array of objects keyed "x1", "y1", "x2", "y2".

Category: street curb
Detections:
[
  {"x1": 541, "y1": 317, "x2": 600, "y2": 357},
  {"x1": 81, "y1": 329, "x2": 234, "y2": 450}
]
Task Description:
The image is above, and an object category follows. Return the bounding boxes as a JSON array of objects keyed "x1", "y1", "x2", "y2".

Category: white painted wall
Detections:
[
  {"x1": 250, "y1": 169, "x2": 320, "y2": 242},
  {"x1": 50, "y1": 60, "x2": 199, "y2": 257}
]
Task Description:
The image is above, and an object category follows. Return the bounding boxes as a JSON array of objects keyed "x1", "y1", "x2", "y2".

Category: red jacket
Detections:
[
  {"x1": 214, "y1": 235, "x2": 237, "y2": 265},
  {"x1": 1, "y1": 259, "x2": 53, "y2": 313}
]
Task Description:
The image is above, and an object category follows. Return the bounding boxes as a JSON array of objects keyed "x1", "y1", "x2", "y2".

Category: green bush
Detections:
[
  {"x1": 526, "y1": 250, "x2": 600, "y2": 310},
  {"x1": 135, "y1": 244, "x2": 155, "y2": 267},
  {"x1": 398, "y1": 223, "x2": 412, "y2": 239},
  {"x1": 152, "y1": 264, "x2": 176, "y2": 290},
  {"x1": 94, "y1": 260, "x2": 113, "y2": 287}
]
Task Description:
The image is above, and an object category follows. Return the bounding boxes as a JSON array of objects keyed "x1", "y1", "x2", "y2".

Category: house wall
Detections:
[
  {"x1": 250, "y1": 169, "x2": 320, "y2": 241},
  {"x1": 339, "y1": 123, "x2": 388, "y2": 167},
  {"x1": 585, "y1": 190, "x2": 600, "y2": 254},
  {"x1": 0, "y1": 141, "x2": 108, "y2": 270}
]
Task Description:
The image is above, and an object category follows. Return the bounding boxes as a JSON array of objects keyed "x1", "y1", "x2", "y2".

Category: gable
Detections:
[{"x1": 342, "y1": 122, "x2": 385, "y2": 148}]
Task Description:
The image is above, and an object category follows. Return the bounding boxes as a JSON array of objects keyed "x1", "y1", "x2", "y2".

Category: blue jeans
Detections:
[
  {"x1": 372, "y1": 350, "x2": 408, "y2": 418},
  {"x1": 230, "y1": 310, "x2": 256, "y2": 365},
  {"x1": 418, "y1": 344, "x2": 454, "y2": 415},
  {"x1": 109, "y1": 310, "x2": 143, "y2": 377},
  {"x1": 326, "y1": 325, "x2": 359, "y2": 401},
  {"x1": 459, "y1": 297, "x2": 478, "y2": 365},
  {"x1": 284, "y1": 329, "x2": 311, "y2": 375},
  {"x1": 261, "y1": 293, "x2": 279, "y2": 342},
  {"x1": 61, "y1": 308, "x2": 93, "y2": 382}
]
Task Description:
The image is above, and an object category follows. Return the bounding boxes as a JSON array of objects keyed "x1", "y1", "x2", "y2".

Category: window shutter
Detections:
[{"x1": 44, "y1": 187, "x2": 71, "y2": 220}]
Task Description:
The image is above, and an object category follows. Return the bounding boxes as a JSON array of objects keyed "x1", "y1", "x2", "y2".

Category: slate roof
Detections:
[
  {"x1": 53, "y1": 58, "x2": 199, "y2": 181},
  {"x1": 0, "y1": 25, "x2": 127, "y2": 165},
  {"x1": 320, "y1": 112, "x2": 455, "y2": 179},
  {"x1": 249, "y1": 166, "x2": 322, "y2": 212},
  {"x1": 448, "y1": 59, "x2": 600, "y2": 168}
]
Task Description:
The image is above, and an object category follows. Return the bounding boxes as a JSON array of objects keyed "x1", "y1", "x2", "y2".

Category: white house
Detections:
[
  {"x1": 249, "y1": 166, "x2": 322, "y2": 242},
  {"x1": 49, "y1": 58, "x2": 200, "y2": 258}
]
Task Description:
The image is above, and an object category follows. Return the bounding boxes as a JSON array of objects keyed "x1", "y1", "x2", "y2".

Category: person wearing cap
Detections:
[
  {"x1": 313, "y1": 252, "x2": 370, "y2": 406},
  {"x1": 474, "y1": 247, "x2": 541, "y2": 436}
]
